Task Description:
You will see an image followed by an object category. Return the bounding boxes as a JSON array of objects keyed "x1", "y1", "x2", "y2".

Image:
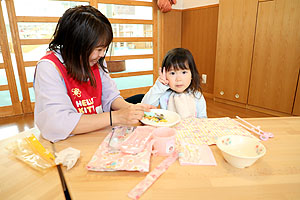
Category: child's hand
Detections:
[{"x1": 158, "y1": 67, "x2": 169, "y2": 85}]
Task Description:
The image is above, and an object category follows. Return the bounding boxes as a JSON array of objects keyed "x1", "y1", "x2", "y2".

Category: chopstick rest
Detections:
[{"x1": 55, "y1": 147, "x2": 80, "y2": 170}]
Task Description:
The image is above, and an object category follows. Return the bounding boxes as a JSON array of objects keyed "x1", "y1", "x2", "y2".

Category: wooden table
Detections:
[
  {"x1": 0, "y1": 129, "x2": 64, "y2": 200},
  {"x1": 1, "y1": 117, "x2": 300, "y2": 200}
]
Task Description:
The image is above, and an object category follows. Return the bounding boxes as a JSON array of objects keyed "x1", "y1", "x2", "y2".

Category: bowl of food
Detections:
[{"x1": 216, "y1": 135, "x2": 266, "y2": 168}]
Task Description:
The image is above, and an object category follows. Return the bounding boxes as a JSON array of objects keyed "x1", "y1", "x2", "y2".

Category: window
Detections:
[{"x1": 0, "y1": 0, "x2": 158, "y2": 116}]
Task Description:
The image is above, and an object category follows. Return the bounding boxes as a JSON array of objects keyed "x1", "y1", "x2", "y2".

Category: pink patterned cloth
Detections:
[
  {"x1": 86, "y1": 126, "x2": 155, "y2": 172},
  {"x1": 128, "y1": 152, "x2": 178, "y2": 199}
]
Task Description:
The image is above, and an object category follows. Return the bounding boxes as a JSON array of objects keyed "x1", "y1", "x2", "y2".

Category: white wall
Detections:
[{"x1": 173, "y1": 0, "x2": 219, "y2": 10}]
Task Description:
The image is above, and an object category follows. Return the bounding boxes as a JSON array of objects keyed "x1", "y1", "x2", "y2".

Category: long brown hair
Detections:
[{"x1": 49, "y1": 5, "x2": 113, "y2": 87}]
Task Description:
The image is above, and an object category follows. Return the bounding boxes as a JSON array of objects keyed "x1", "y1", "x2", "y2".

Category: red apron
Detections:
[{"x1": 40, "y1": 52, "x2": 102, "y2": 114}]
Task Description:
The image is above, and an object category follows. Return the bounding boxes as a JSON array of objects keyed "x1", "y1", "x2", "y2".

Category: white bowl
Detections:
[
  {"x1": 216, "y1": 135, "x2": 266, "y2": 168},
  {"x1": 141, "y1": 109, "x2": 181, "y2": 127}
]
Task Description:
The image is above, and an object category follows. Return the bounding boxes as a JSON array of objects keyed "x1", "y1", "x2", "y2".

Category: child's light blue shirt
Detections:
[{"x1": 142, "y1": 79, "x2": 207, "y2": 118}]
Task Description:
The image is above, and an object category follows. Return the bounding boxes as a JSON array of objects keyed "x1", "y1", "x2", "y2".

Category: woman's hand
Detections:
[
  {"x1": 112, "y1": 103, "x2": 156, "y2": 126},
  {"x1": 158, "y1": 67, "x2": 169, "y2": 85}
]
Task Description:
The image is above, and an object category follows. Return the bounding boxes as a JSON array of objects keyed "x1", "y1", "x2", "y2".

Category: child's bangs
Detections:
[{"x1": 167, "y1": 59, "x2": 189, "y2": 71}]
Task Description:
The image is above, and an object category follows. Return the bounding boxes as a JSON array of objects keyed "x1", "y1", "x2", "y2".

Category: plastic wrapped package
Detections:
[
  {"x1": 108, "y1": 126, "x2": 136, "y2": 153},
  {"x1": 108, "y1": 126, "x2": 155, "y2": 154},
  {"x1": 6, "y1": 134, "x2": 56, "y2": 172}
]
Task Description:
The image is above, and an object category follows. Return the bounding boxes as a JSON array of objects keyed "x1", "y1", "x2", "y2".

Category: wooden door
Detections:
[
  {"x1": 5, "y1": 0, "x2": 33, "y2": 113},
  {"x1": 248, "y1": 0, "x2": 300, "y2": 114},
  {"x1": 182, "y1": 5, "x2": 219, "y2": 94},
  {"x1": 214, "y1": 0, "x2": 258, "y2": 103},
  {"x1": 0, "y1": 2, "x2": 22, "y2": 117}
]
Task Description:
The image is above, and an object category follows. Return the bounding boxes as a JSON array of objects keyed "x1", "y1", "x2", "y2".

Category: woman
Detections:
[{"x1": 34, "y1": 6, "x2": 154, "y2": 142}]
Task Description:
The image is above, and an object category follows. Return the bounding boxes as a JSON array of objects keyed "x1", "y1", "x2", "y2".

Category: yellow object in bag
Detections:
[{"x1": 6, "y1": 134, "x2": 56, "y2": 172}]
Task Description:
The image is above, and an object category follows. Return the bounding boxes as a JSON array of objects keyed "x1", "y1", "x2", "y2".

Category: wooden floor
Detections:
[
  {"x1": 0, "y1": 98, "x2": 273, "y2": 140},
  {"x1": 206, "y1": 98, "x2": 273, "y2": 118}
]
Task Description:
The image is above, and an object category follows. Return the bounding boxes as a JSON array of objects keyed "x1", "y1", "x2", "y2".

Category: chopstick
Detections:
[
  {"x1": 235, "y1": 116, "x2": 273, "y2": 141},
  {"x1": 107, "y1": 127, "x2": 116, "y2": 147},
  {"x1": 51, "y1": 142, "x2": 72, "y2": 200}
]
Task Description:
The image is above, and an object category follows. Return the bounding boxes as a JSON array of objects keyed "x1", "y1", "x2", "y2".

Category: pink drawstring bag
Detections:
[{"x1": 87, "y1": 126, "x2": 155, "y2": 172}]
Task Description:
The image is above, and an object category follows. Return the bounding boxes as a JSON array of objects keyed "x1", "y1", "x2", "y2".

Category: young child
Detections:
[
  {"x1": 142, "y1": 48, "x2": 207, "y2": 119},
  {"x1": 34, "y1": 6, "x2": 154, "y2": 142}
]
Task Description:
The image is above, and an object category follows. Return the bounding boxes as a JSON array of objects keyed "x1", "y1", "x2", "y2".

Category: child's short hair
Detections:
[
  {"x1": 49, "y1": 5, "x2": 113, "y2": 87},
  {"x1": 161, "y1": 48, "x2": 202, "y2": 96}
]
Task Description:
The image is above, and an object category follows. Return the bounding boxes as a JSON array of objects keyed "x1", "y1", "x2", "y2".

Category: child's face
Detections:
[
  {"x1": 89, "y1": 46, "x2": 107, "y2": 66},
  {"x1": 166, "y1": 64, "x2": 192, "y2": 93}
]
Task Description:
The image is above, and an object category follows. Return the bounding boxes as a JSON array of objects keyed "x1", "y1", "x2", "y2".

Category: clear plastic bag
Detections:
[
  {"x1": 6, "y1": 134, "x2": 56, "y2": 172},
  {"x1": 120, "y1": 126, "x2": 154, "y2": 154},
  {"x1": 108, "y1": 126, "x2": 155, "y2": 154},
  {"x1": 108, "y1": 126, "x2": 135, "y2": 153}
]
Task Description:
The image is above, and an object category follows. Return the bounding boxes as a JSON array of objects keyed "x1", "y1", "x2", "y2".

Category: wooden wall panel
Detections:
[
  {"x1": 182, "y1": 5, "x2": 218, "y2": 94},
  {"x1": 248, "y1": 0, "x2": 300, "y2": 113},
  {"x1": 160, "y1": 10, "x2": 182, "y2": 66}
]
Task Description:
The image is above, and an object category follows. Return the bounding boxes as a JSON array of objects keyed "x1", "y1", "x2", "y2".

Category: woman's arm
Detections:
[
  {"x1": 72, "y1": 98, "x2": 154, "y2": 134},
  {"x1": 71, "y1": 112, "x2": 110, "y2": 134}
]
